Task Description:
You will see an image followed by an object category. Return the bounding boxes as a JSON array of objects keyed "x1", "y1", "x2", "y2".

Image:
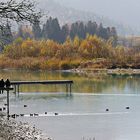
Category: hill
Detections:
[{"x1": 38, "y1": 0, "x2": 137, "y2": 35}]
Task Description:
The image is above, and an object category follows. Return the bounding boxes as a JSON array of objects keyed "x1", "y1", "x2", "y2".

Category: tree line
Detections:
[
  {"x1": 0, "y1": 17, "x2": 118, "y2": 49},
  {"x1": 15, "y1": 17, "x2": 117, "y2": 44},
  {"x1": 33, "y1": 17, "x2": 118, "y2": 44}
]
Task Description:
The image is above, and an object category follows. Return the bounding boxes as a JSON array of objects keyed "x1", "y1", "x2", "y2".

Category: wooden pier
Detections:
[
  {"x1": 11, "y1": 80, "x2": 73, "y2": 95},
  {"x1": 0, "y1": 80, "x2": 73, "y2": 120}
]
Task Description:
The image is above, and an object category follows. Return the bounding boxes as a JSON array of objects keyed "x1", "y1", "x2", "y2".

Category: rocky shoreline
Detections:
[
  {"x1": 71, "y1": 68, "x2": 140, "y2": 76},
  {"x1": 107, "y1": 69, "x2": 140, "y2": 75},
  {"x1": 0, "y1": 116, "x2": 52, "y2": 140}
]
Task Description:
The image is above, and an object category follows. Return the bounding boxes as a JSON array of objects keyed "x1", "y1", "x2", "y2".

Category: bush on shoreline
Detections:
[{"x1": 0, "y1": 35, "x2": 140, "y2": 70}]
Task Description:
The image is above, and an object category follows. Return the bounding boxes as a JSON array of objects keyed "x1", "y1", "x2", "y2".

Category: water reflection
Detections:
[
  {"x1": 1, "y1": 70, "x2": 140, "y2": 140},
  {"x1": 0, "y1": 70, "x2": 140, "y2": 94},
  {"x1": 12, "y1": 93, "x2": 74, "y2": 101}
]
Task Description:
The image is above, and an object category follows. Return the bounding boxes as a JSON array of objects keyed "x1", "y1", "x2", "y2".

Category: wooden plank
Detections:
[
  {"x1": 0, "y1": 87, "x2": 14, "y2": 90},
  {"x1": 11, "y1": 80, "x2": 73, "y2": 85}
]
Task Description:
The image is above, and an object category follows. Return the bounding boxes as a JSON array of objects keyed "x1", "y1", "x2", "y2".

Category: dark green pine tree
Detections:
[
  {"x1": 42, "y1": 17, "x2": 52, "y2": 39},
  {"x1": 32, "y1": 18, "x2": 42, "y2": 39},
  {"x1": 70, "y1": 22, "x2": 79, "y2": 39},
  {"x1": 110, "y1": 27, "x2": 118, "y2": 46},
  {"x1": 86, "y1": 21, "x2": 98, "y2": 35},
  {"x1": 61, "y1": 24, "x2": 69, "y2": 43},
  {"x1": 51, "y1": 18, "x2": 61, "y2": 42},
  {"x1": 97, "y1": 23, "x2": 109, "y2": 39},
  {"x1": 42, "y1": 17, "x2": 61, "y2": 42},
  {"x1": 77, "y1": 22, "x2": 86, "y2": 39},
  {"x1": 18, "y1": 25, "x2": 24, "y2": 38},
  {"x1": 0, "y1": 23, "x2": 13, "y2": 50}
]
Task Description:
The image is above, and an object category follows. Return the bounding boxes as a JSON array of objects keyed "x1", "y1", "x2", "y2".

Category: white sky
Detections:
[{"x1": 54, "y1": 0, "x2": 140, "y2": 29}]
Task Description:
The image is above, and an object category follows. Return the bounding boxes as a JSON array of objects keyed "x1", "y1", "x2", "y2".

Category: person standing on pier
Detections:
[
  {"x1": 5, "y1": 79, "x2": 11, "y2": 88},
  {"x1": 0, "y1": 79, "x2": 5, "y2": 94}
]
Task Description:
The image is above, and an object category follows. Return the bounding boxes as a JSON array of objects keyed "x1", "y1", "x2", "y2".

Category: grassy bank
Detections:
[
  {"x1": 0, "y1": 56, "x2": 81, "y2": 70},
  {"x1": 0, "y1": 55, "x2": 140, "y2": 72}
]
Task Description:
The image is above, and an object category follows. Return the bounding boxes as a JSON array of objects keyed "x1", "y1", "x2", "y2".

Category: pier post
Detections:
[
  {"x1": 70, "y1": 83, "x2": 72, "y2": 95},
  {"x1": 66, "y1": 84, "x2": 68, "y2": 93},
  {"x1": 7, "y1": 89, "x2": 10, "y2": 120},
  {"x1": 5, "y1": 87, "x2": 14, "y2": 120},
  {"x1": 17, "y1": 85, "x2": 20, "y2": 97},
  {"x1": 14, "y1": 85, "x2": 16, "y2": 94}
]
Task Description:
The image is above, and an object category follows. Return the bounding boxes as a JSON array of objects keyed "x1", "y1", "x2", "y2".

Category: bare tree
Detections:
[
  {"x1": 0, "y1": 0, "x2": 42, "y2": 49},
  {"x1": 0, "y1": 0, "x2": 42, "y2": 23}
]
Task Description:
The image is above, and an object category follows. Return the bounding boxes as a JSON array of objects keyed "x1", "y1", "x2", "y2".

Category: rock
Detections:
[
  {"x1": 0, "y1": 112, "x2": 6, "y2": 117},
  {"x1": 0, "y1": 117, "x2": 51, "y2": 140}
]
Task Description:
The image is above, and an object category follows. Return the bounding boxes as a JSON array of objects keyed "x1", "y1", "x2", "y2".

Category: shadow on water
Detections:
[{"x1": 10, "y1": 92, "x2": 74, "y2": 101}]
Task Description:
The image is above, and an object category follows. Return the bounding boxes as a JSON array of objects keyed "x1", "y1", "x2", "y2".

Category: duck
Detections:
[
  {"x1": 30, "y1": 114, "x2": 34, "y2": 117},
  {"x1": 3, "y1": 107, "x2": 6, "y2": 111},
  {"x1": 55, "y1": 113, "x2": 58, "y2": 116},
  {"x1": 106, "y1": 109, "x2": 109, "y2": 112},
  {"x1": 11, "y1": 114, "x2": 16, "y2": 119},
  {"x1": 16, "y1": 114, "x2": 19, "y2": 117},
  {"x1": 24, "y1": 105, "x2": 27, "y2": 108},
  {"x1": 20, "y1": 114, "x2": 24, "y2": 117},
  {"x1": 34, "y1": 113, "x2": 39, "y2": 116},
  {"x1": 126, "y1": 107, "x2": 130, "y2": 110}
]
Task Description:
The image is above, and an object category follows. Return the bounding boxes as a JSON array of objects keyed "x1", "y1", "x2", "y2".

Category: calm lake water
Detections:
[{"x1": 0, "y1": 70, "x2": 140, "y2": 140}]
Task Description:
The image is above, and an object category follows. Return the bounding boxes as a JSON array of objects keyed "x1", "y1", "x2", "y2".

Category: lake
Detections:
[{"x1": 0, "y1": 70, "x2": 140, "y2": 140}]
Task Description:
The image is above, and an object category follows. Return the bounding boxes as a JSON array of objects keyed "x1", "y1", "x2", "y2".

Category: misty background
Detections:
[
  {"x1": 38, "y1": 0, "x2": 140, "y2": 35},
  {"x1": 55, "y1": 0, "x2": 139, "y2": 29}
]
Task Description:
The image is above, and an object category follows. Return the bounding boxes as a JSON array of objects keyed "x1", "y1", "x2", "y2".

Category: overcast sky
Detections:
[{"x1": 54, "y1": 0, "x2": 140, "y2": 29}]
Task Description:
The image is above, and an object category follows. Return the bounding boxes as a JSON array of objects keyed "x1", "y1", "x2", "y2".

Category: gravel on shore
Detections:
[{"x1": 0, "y1": 116, "x2": 52, "y2": 140}]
